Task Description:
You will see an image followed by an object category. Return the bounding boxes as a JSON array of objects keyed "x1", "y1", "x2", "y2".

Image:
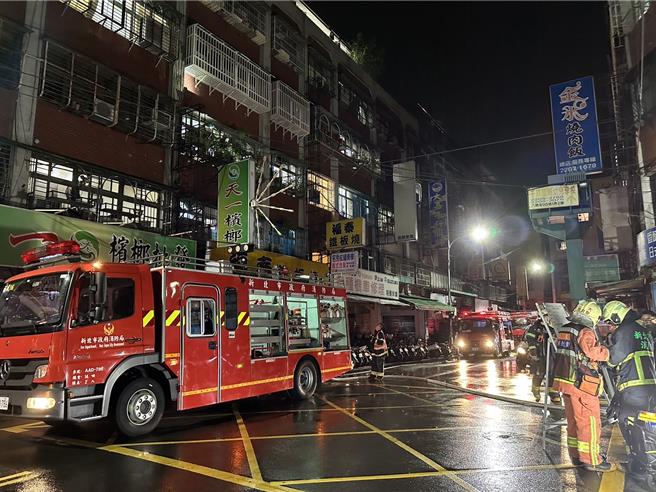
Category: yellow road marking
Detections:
[
  {"x1": 1, "y1": 421, "x2": 50, "y2": 434},
  {"x1": 272, "y1": 461, "x2": 580, "y2": 486},
  {"x1": 599, "y1": 425, "x2": 625, "y2": 492},
  {"x1": 101, "y1": 445, "x2": 293, "y2": 492},
  {"x1": 120, "y1": 422, "x2": 548, "y2": 448},
  {"x1": 233, "y1": 404, "x2": 263, "y2": 482},
  {"x1": 0, "y1": 472, "x2": 39, "y2": 488},
  {"x1": 321, "y1": 397, "x2": 479, "y2": 492}
]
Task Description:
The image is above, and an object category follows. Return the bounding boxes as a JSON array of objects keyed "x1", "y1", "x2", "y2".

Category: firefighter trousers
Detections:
[{"x1": 562, "y1": 388, "x2": 603, "y2": 466}]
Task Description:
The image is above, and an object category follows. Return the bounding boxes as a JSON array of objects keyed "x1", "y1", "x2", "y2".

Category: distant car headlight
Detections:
[
  {"x1": 484, "y1": 340, "x2": 495, "y2": 348},
  {"x1": 456, "y1": 339, "x2": 466, "y2": 348},
  {"x1": 34, "y1": 364, "x2": 48, "y2": 380},
  {"x1": 517, "y1": 346, "x2": 527, "y2": 355}
]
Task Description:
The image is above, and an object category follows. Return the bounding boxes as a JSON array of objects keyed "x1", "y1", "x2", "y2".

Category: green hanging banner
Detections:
[
  {"x1": 0, "y1": 204, "x2": 196, "y2": 267},
  {"x1": 217, "y1": 159, "x2": 254, "y2": 245}
]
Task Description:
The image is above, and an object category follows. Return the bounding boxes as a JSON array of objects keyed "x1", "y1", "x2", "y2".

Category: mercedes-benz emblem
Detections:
[{"x1": 0, "y1": 360, "x2": 10, "y2": 382}]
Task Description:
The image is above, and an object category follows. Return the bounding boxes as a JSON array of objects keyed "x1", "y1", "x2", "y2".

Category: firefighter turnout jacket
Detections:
[
  {"x1": 553, "y1": 322, "x2": 609, "y2": 390},
  {"x1": 525, "y1": 321, "x2": 547, "y2": 359},
  {"x1": 608, "y1": 310, "x2": 656, "y2": 392}
]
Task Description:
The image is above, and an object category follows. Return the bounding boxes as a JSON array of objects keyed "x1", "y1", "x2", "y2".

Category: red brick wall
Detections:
[
  {"x1": 45, "y1": 2, "x2": 169, "y2": 94},
  {"x1": 184, "y1": 75, "x2": 260, "y2": 140},
  {"x1": 270, "y1": 126, "x2": 299, "y2": 158},
  {"x1": 34, "y1": 101, "x2": 165, "y2": 183},
  {"x1": 187, "y1": 1, "x2": 260, "y2": 64},
  {"x1": 272, "y1": 58, "x2": 298, "y2": 90}
]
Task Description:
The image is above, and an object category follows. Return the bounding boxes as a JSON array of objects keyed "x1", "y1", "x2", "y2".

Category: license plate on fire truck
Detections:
[{"x1": 0, "y1": 397, "x2": 8, "y2": 411}]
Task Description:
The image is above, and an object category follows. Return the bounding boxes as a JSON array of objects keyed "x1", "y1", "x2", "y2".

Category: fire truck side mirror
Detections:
[{"x1": 89, "y1": 271, "x2": 107, "y2": 321}]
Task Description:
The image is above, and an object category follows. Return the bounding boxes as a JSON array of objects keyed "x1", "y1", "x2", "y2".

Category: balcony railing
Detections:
[
  {"x1": 271, "y1": 80, "x2": 310, "y2": 140},
  {"x1": 186, "y1": 24, "x2": 271, "y2": 115}
]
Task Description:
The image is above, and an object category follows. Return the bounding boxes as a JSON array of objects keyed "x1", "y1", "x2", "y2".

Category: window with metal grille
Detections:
[
  {"x1": 377, "y1": 206, "x2": 394, "y2": 235},
  {"x1": 40, "y1": 40, "x2": 174, "y2": 144},
  {"x1": 338, "y1": 82, "x2": 373, "y2": 128},
  {"x1": 338, "y1": 186, "x2": 374, "y2": 224},
  {"x1": 307, "y1": 172, "x2": 334, "y2": 211},
  {"x1": 27, "y1": 152, "x2": 168, "y2": 231},
  {"x1": 273, "y1": 14, "x2": 304, "y2": 73},
  {"x1": 271, "y1": 153, "x2": 305, "y2": 197},
  {"x1": 63, "y1": 0, "x2": 179, "y2": 61},
  {"x1": 308, "y1": 51, "x2": 334, "y2": 94},
  {"x1": 0, "y1": 18, "x2": 26, "y2": 90}
]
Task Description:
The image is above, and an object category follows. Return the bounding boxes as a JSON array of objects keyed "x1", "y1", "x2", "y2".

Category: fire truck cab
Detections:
[
  {"x1": 0, "y1": 242, "x2": 352, "y2": 436},
  {"x1": 455, "y1": 311, "x2": 515, "y2": 358}
]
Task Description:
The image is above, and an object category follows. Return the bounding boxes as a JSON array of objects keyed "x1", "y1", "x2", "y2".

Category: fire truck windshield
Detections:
[{"x1": 0, "y1": 273, "x2": 72, "y2": 336}]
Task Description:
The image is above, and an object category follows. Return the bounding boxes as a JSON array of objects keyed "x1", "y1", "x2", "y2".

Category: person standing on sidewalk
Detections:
[
  {"x1": 369, "y1": 322, "x2": 388, "y2": 382},
  {"x1": 552, "y1": 300, "x2": 613, "y2": 472}
]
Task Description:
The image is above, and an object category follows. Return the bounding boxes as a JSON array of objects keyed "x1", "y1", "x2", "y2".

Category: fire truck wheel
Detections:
[
  {"x1": 115, "y1": 377, "x2": 165, "y2": 437},
  {"x1": 291, "y1": 360, "x2": 318, "y2": 400}
]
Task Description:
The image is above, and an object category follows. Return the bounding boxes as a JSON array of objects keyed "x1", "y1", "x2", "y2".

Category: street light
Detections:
[
  {"x1": 524, "y1": 260, "x2": 546, "y2": 308},
  {"x1": 447, "y1": 224, "x2": 493, "y2": 344}
]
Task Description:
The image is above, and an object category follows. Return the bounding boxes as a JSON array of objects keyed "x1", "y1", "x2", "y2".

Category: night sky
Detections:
[{"x1": 310, "y1": 1, "x2": 611, "y2": 187}]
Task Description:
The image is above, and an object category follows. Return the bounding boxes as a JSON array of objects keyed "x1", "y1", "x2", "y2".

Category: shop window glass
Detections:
[
  {"x1": 320, "y1": 298, "x2": 348, "y2": 350},
  {"x1": 249, "y1": 291, "x2": 285, "y2": 358},
  {"x1": 287, "y1": 294, "x2": 320, "y2": 349}
]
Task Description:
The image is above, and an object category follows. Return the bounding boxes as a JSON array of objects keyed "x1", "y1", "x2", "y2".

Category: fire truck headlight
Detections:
[
  {"x1": 26, "y1": 397, "x2": 56, "y2": 410},
  {"x1": 484, "y1": 340, "x2": 495, "y2": 348},
  {"x1": 34, "y1": 365, "x2": 48, "y2": 380},
  {"x1": 456, "y1": 339, "x2": 466, "y2": 349}
]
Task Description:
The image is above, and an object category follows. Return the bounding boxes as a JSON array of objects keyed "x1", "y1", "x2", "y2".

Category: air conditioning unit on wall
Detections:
[
  {"x1": 274, "y1": 48, "x2": 290, "y2": 64},
  {"x1": 93, "y1": 99, "x2": 116, "y2": 123}
]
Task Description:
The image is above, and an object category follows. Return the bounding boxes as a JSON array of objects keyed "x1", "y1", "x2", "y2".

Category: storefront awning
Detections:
[
  {"x1": 590, "y1": 277, "x2": 646, "y2": 296},
  {"x1": 400, "y1": 295, "x2": 456, "y2": 312},
  {"x1": 347, "y1": 294, "x2": 407, "y2": 307}
]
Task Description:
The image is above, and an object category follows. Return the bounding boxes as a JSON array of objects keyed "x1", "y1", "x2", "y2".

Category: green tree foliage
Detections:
[{"x1": 349, "y1": 33, "x2": 384, "y2": 79}]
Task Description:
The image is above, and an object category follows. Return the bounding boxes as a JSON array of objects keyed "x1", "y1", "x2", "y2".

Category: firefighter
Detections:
[
  {"x1": 603, "y1": 300, "x2": 656, "y2": 478},
  {"x1": 552, "y1": 300, "x2": 613, "y2": 472},
  {"x1": 369, "y1": 322, "x2": 388, "y2": 382},
  {"x1": 525, "y1": 319, "x2": 561, "y2": 404}
]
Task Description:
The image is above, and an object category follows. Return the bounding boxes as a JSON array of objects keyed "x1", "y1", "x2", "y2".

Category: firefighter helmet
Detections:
[
  {"x1": 602, "y1": 300, "x2": 631, "y2": 325},
  {"x1": 570, "y1": 299, "x2": 602, "y2": 328}
]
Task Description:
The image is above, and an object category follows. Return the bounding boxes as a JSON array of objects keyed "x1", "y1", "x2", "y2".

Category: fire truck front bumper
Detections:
[{"x1": 0, "y1": 385, "x2": 66, "y2": 420}]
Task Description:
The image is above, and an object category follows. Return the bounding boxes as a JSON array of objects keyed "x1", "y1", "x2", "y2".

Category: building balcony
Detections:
[
  {"x1": 185, "y1": 24, "x2": 271, "y2": 115},
  {"x1": 271, "y1": 80, "x2": 310, "y2": 140}
]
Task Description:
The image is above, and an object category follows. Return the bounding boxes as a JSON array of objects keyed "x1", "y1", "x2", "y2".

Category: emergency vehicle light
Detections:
[{"x1": 21, "y1": 240, "x2": 81, "y2": 265}]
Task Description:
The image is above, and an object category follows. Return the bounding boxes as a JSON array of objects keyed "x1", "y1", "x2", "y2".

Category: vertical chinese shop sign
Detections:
[{"x1": 218, "y1": 159, "x2": 254, "y2": 245}]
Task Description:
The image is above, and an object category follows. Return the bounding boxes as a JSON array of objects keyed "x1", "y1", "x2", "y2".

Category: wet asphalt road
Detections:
[{"x1": 0, "y1": 357, "x2": 649, "y2": 492}]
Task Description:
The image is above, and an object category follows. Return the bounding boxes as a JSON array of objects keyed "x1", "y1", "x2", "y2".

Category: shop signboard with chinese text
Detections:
[
  {"x1": 330, "y1": 251, "x2": 359, "y2": 273},
  {"x1": 549, "y1": 76, "x2": 603, "y2": 175},
  {"x1": 333, "y1": 269, "x2": 399, "y2": 300},
  {"x1": 428, "y1": 178, "x2": 448, "y2": 248},
  {"x1": 637, "y1": 227, "x2": 656, "y2": 268},
  {"x1": 218, "y1": 159, "x2": 254, "y2": 245},
  {"x1": 0, "y1": 204, "x2": 196, "y2": 267},
  {"x1": 528, "y1": 184, "x2": 580, "y2": 210},
  {"x1": 326, "y1": 218, "x2": 365, "y2": 251}
]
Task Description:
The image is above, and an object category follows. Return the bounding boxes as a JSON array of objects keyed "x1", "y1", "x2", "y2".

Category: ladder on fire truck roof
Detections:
[{"x1": 132, "y1": 254, "x2": 345, "y2": 288}]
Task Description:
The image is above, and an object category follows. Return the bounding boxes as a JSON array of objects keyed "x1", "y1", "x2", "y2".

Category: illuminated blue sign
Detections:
[{"x1": 549, "y1": 76, "x2": 603, "y2": 175}]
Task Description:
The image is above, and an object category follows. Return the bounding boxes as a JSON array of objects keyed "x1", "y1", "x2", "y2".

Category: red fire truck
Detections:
[{"x1": 0, "y1": 241, "x2": 352, "y2": 436}]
